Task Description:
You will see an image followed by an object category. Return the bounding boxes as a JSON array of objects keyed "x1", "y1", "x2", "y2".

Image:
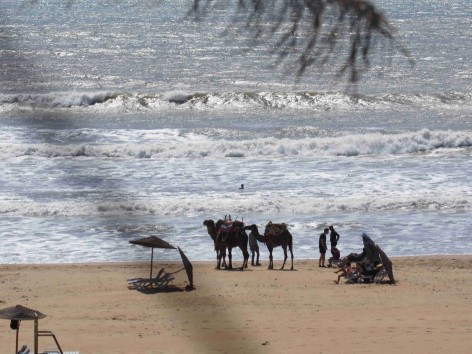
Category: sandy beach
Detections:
[{"x1": 1, "y1": 256, "x2": 471, "y2": 354}]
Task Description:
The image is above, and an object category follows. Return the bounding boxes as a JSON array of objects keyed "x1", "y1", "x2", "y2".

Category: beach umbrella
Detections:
[
  {"x1": 361, "y1": 233, "x2": 395, "y2": 284},
  {"x1": 362, "y1": 233, "x2": 382, "y2": 265},
  {"x1": 377, "y1": 245, "x2": 395, "y2": 284},
  {"x1": 130, "y1": 235, "x2": 176, "y2": 278},
  {"x1": 178, "y1": 246, "x2": 194, "y2": 289},
  {"x1": 0, "y1": 304, "x2": 46, "y2": 354}
]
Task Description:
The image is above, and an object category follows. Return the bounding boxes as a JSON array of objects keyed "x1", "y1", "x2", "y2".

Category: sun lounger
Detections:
[
  {"x1": 41, "y1": 349, "x2": 79, "y2": 354},
  {"x1": 18, "y1": 346, "x2": 78, "y2": 354},
  {"x1": 18, "y1": 344, "x2": 30, "y2": 354},
  {"x1": 345, "y1": 269, "x2": 362, "y2": 283},
  {"x1": 127, "y1": 268, "x2": 167, "y2": 284},
  {"x1": 359, "y1": 263, "x2": 388, "y2": 284},
  {"x1": 372, "y1": 266, "x2": 389, "y2": 283},
  {"x1": 36, "y1": 330, "x2": 79, "y2": 354},
  {"x1": 127, "y1": 268, "x2": 175, "y2": 289}
]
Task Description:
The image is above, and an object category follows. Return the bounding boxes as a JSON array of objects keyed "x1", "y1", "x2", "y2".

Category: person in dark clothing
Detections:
[
  {"x1": 329, "y1": 225, "x2": 340, "y2": 248},
  {"x1": 319, "y1": 228, "x2": 329, "y2": 267},
  {"x1": 327, "y1": 246, "x2": 341, "y2": 267},
  {"x1": 248, "y1": 230, "x2": 261, "y2": 266}
]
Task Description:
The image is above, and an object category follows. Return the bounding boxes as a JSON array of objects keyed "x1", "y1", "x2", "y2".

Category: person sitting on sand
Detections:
[
  {"x1": 334, "y1": 261, "x2": 356, "y2": 284},
  {"x1": 327, "y1": 246, "x2": 340, "y2": 268}
]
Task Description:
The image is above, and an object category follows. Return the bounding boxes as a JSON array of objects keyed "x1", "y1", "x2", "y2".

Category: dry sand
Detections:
[{"x1": 1, "y1": 256, "x2": 471, "y2": 354}]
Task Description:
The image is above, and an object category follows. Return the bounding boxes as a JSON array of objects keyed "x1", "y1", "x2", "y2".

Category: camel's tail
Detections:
[
  {"x1": 242, "y1": 229, "x2": 249, "y2": 249},
  {"x1": 288, "y1": 230, "x2": 294, "y2": 252}
]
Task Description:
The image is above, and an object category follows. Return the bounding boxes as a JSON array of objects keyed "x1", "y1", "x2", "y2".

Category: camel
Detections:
[
  {"x1": 243, "y1": 222, "x2": 294, "y2": 270},
  {"x1": 216, "y1": 220, "x2": 249, "y2": 270},
  {"x1": 203, "y1": 219, "x2": 227, "y2": 269}
]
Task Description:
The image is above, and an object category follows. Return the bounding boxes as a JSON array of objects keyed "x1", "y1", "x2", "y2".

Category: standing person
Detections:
[
  {"x1": 319, "y1": 228, "x2": 329, "y2": 267},
  {"x1": 249, "y1": 230, "x2": 261, "y2": 266},
  {"x1": 329, "y1": 225, "x2": 340, "y2": 248}
]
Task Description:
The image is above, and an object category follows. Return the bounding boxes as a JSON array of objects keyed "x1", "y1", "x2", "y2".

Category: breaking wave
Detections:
[
  {"x1": 2, "y1": 129, "x2": 471, "y2": 159},
  {"x1": 0, "y1": 91, "x2": 119, "y2": 108},
  {"x1": 0, "y1": 192, "x2": 469, "y2": 218},
  {"x1": 0, "y1": 90, "x2": 470, "y2": 111}
]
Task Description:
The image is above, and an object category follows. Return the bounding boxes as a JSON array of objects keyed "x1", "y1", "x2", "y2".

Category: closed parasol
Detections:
[{"x1": 178, "y1": 246, "x2": 194, "y2": 290}]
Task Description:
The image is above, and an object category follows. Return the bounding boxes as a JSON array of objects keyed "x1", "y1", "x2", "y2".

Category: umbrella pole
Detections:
[
  {"x1": 15, "y1": 323, "x2": 19, "y2": 354},
  {"x1": 150, "y1": 248, "x2": 154, "y2": 279},
  {"x1": 34, "y1": 318, "x2": 38, "y2": 354}
]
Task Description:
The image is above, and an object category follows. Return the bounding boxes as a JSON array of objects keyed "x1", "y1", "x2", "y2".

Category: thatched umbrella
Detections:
[
  {"x1": 0, "y1": 304, "x2": 46, "y2": 354},
  {"x1": 129, "y1": 235, "x2": 176, "y2": 278}
]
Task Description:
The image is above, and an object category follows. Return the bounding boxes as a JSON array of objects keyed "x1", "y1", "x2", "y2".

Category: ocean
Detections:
[{"x1": 0, "y1": 0, "x2": 471, "y2": 264}]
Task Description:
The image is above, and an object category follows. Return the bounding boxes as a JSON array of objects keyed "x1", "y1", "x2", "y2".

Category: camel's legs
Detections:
[
  {"x1": 227, "y1": 248, "x2": 233, "y2": 269},
  {"x1": 289, "y1": 246, "x2": 294, "y2": 270},
  {"x1": 216, "y1": 250, "x2": 222, "y2": 269},
  {"x1": 280, "y1": 246, "x2": 288, "y2": 270},
  {"x1": 243, "y1": 250, "x2": 249, "y2": 268},
  {"x1": 221, "y1": 248, "x2": 227, "y2": 268},
  {"x1": 268, "y1": 248, "x2": 274, "y2": 269}
]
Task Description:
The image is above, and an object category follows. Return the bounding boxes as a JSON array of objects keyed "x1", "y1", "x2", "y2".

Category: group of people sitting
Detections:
[
  {"x1": 333, "y1": 257, "x2": 384, "y2": 284},
  {"x1": 332, "y1": 248, "x2": 385, "y2": 284},
  {"x1": 319, "y1": 226, "x2": 385, "y2": 284}
]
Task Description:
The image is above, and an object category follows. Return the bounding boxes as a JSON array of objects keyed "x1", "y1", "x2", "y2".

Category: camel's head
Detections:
[
  {"x1": 203, "y1": 219, "x2": 214, "y2": 227},
  {"x1": 243, "y1": 224, "x2": 257, "y2": 231},
  {"x1": 203, "y1": 219, "x2": 217, "y2": 241}
]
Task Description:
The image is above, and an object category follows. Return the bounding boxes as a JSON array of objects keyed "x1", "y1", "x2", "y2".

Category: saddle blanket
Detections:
[{"x1": 264, "y1": 222, "x2": 287, "y2": 237}]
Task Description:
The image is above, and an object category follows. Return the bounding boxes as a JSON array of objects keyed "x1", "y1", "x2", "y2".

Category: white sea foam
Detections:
[
  {"x1": 0, "y1": 91, "x2": 470, "y2": 112},
  {"x1": 0, "y1": 187, "x2": 469, "y2": 218},
  {"x1": 162, "y1": 90, "x2": 192, "y2": 104},
  {"x1": 1, "y1": 129, "x2": 470, "y2": 159},
  {"x1": 0, "y1": 91, "x2": 119, "y2": 108}
]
